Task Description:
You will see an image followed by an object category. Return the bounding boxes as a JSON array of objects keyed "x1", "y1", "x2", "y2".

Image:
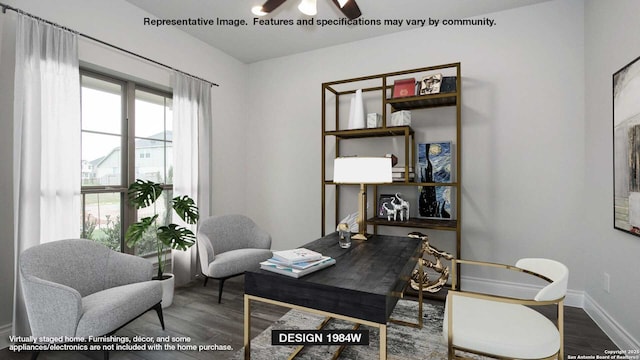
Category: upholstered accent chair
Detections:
[
  {"x1": 20, "y1": 239, "x2": 164, "y2": 359},
  {"x1": 197, "y1": 214, "x2": 273, "y2": 303},
  {"x1": 443, "y1": 258, "x2": 569, "y2": 360}
]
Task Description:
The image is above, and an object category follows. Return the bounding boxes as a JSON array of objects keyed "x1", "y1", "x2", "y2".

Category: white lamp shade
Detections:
[{"x1": 334, "y1": 157, "x2": 392, "y2": 184}]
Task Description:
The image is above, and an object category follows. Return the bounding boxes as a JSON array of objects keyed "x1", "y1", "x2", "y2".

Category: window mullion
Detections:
[{"x1": 122, "y1": 81, "x2": 137, "y2": 254}]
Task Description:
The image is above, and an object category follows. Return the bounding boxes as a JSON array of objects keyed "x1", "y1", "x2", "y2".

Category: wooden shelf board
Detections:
[
  {"x1": 368, "y1": 217, "x2": 457, "y2": 231},
  {"x1": 324, "y1": 126, "x2": 413, "y2": 139},
  {"x1": 388, "y1": 92, "x2": 457, "y2": 110},
  {"x1": 387, "y1": 181, "x2": 459, "y2": 187}
]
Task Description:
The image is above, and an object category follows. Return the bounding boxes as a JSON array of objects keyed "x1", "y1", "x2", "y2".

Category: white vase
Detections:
[
  {"x1": 348, "y1": 89, "x2": 365, "y2": 129},
  {"x1": 156, "y1": 273, "x2": 175, "y2": 308}
]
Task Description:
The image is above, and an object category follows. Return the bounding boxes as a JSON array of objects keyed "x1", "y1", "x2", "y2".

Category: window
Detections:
[{"x1": 80, "y1": 71, "x2": 173, "y2": 256}]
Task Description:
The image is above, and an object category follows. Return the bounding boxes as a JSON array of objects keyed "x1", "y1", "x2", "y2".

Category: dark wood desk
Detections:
[{"x1": 243, "y1": 232, "x2": 422, "y2": 360}]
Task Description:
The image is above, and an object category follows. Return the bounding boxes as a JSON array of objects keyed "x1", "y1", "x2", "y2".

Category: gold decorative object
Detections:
[{"x1": 408, "y1": 232, "x2": 454, "y2": 293}]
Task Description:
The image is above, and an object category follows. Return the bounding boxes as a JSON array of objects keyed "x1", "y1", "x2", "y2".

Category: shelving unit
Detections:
[{"x1": 321, "y1": 62, "x2": 462, "y2": 286}]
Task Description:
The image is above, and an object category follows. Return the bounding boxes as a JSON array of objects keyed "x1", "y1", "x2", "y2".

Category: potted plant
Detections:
[{"x1": 125, "y1": 179, "x2": 199, "y2": 307}]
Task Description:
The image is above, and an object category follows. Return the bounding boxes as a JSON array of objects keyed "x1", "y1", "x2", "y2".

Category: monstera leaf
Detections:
[
  {"x1": 172, "y1": 196, "x2": 199, "y2": 224},
  {"x1": 128, "y1": 179, "x2": 163, "y2": 209},
  {"x1": 158, "y1": 224, "x2": 196, "y2": 251},
  {"x1": 125, "y1": 215, "x2": 158, "y2": 247}
]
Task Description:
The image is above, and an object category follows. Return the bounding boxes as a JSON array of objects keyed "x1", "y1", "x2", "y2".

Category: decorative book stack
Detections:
[
  {"x1": 392, "y1": 166, "x2": 415, "y2": 182},
  {"x1": 260, "y1": 248, "x2": 336, "y2": 278}
]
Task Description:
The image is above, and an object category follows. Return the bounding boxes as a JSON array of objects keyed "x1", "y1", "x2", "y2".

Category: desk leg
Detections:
[
  {"x1": 244, "y1": 295, "x2": 251, "y2": 360},
  {"x1": 379, "y1": 324, "x2": 387, "y2": 360}
]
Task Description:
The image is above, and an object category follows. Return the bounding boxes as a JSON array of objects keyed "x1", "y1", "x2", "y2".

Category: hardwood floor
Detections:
[{"x1": 0, "y1": 275, "x2": 618, "y2": 359}]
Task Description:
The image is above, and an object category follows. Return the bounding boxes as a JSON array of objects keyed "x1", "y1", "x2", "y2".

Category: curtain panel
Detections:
[
  {"x1": 172, "y1": 73, "x2": 212, "y2": 286},
  {"x1": 12, "y1": 14, "x2": 81, "y2": 336}
]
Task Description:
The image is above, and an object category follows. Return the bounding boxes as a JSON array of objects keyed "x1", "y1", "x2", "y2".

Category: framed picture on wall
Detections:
[{"x1": 613, "y1": 55, "x2": 640, "y2": 237}]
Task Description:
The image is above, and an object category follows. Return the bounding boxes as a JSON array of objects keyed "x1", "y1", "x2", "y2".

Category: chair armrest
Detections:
[
  {"x1": 105, "y1": 251, "x2": 154, "y2": 288},
  {"x1": 450, "y1": 259, "x2": 563, "y2": 305},
  {"x1": 452, "y1": 259, "x2": 553, "y2": 287},
  {"x1": 448, "y1": 288, "x2": 562, "y2": 306},
  {"x1": 20, "y1": 274, "x2": 82, "y2": 338}
]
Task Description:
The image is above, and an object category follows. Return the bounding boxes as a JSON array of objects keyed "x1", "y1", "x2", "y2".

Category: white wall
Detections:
[
  {"x1": 0, "y1": 0, "x2": 249, "y2": 335},
  {"x1": 584, "y1": 0, "x2": 640, "y2": 350},
  {"x1": 247, "y1": 0, "x2": 586, "y2": 286}
]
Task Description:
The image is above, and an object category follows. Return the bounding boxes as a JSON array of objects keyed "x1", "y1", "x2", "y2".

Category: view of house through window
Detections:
[{"x1": 80, "y1": 71, "x2": 173, "y2": 256}]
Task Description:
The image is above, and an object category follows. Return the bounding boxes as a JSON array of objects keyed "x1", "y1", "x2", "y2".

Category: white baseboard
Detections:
[
  {"x1": 0, "y1": 322, "x2": 11, "y2": 350},
  {"x1": 461, "y1": 275, "x2": 584, "y2": 307},
  {"x1": 583, "y1": 293, "x2": 640, "y2": 351}
]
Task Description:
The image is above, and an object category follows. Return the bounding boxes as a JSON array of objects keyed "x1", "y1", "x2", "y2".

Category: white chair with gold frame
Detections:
[{"x1": 443, "y1": 258, "x2": 569, "y2": 360}]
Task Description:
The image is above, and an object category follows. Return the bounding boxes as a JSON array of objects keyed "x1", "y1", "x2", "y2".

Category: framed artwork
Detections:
[
  {"x1": 417, "y1": 142, "x2": 453, "y2": 219},
  {"x1": 419, "y1": 74, "x2": 442, "y2": 95},
  {"x1": 418, "y1": 186, "x2": 452, "y2": 219},
  {"x1": 614, "y1": 55, "x2": 640, "y2": 236},
  {"x1": 377, "y1": 194, "x2": 396, "y2": 219}
]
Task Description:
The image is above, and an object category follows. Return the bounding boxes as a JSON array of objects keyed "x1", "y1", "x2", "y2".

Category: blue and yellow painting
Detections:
[{"x1": 417, "y1": 142, "x2": 452, "y2": 219}]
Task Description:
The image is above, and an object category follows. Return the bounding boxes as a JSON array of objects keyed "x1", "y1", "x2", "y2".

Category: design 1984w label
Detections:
[{"x1": 271, "y1": 330, "x2": 369, "y2": 346}]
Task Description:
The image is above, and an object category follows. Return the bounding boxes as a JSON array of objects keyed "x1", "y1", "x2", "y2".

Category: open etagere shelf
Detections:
[{"x1": 321, "y1": 62, "x2": 462, "y2": 286}]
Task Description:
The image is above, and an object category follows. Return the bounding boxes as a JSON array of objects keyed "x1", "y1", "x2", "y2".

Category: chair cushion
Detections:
[
  {"x1": 206, "y1": 248, "x2": 273, "y2": 278},
  {"x1": 75, "y1": 280, "x2": 162, "y2": 337},
  {"x1": 443, "y1": 295, "x2": 560, "y2": 359}
]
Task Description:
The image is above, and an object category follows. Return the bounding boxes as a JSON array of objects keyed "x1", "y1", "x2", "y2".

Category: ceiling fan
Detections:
[{"x1": 252, "y1": 0, "x2": 362, "y2": 20}]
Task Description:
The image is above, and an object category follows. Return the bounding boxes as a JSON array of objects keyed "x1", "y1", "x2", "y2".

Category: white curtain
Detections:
[
  {"x1": 172, "y1": 72, "x2": 212, "y2": 286},
  {"x1": 12, "y1": 14, "x2": 81, "y2": 336}
]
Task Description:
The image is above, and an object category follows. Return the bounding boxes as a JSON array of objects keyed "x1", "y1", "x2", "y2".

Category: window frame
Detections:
[{"x1": 80, "y1": 69, "x2": 173, "y2": 255}]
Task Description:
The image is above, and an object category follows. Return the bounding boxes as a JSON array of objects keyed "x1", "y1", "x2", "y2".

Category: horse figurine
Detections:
[{"x1": 391, "y1": 193, "x2": 410, "y2": 221}]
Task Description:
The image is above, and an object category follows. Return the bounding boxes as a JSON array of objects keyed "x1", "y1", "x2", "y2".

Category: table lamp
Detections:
[{"x1": 333, "y1": 157, "x2": 393, "y2": 240}]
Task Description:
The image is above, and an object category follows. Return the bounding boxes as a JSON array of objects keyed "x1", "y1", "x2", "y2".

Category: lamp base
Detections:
[{"x1": 351, "y1": 232, "x2": 369, "y2": 241}]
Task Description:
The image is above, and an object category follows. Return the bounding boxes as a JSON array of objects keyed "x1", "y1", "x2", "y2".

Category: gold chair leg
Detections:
[{"x1": 244, "y1": 295, "x2": 251, "y2": 360}]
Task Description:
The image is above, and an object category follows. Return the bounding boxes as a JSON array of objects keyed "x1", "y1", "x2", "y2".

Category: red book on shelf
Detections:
[{"x1": 392, "y1": 78, "x2": 416, "y2": 98}]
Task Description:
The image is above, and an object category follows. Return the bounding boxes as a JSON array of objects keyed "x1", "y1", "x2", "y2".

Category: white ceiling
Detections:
[{"x1": 125, "y1": 0, "x2": 549, "y2": 64}]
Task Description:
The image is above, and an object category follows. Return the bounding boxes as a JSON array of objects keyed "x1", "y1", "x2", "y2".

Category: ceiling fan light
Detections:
[
  {"x1": 337, "y1": 0, "x2": 349, "y2": 8},
  {"x1": 251, "y1": 5, "x2": 268, "y2": 16},
  {"x1": 298, "y1": 0, "x2": 317, "y2": 16}
]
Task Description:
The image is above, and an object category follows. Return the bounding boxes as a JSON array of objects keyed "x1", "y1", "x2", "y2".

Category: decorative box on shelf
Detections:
[
  {"x1": 392, "y1": 78, "x2": 416, "y2": 98},
  {"x1": 441, "y1": 76, "x2": 457, "y2": 93},
  {"x1": 390, "y1": 110, "x2": 411, "y2": 126},
  {"x1": 367, "y1": 113, "x2": 382, "y2": 128}
]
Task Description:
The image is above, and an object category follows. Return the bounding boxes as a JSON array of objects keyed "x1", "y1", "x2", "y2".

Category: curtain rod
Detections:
[{"x1": 0, "y1": 2, "x2": 219, "y2": 87}]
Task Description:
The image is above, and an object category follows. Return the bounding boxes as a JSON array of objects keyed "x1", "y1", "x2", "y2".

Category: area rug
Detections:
[{"x1": 231, "y1": 299, "x2": 475, "y2": 360}]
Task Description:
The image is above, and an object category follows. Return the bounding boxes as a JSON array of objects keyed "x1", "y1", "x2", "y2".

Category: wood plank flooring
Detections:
[{"x1": 0, "y1": 275, "x2": 619, "y2": 359}]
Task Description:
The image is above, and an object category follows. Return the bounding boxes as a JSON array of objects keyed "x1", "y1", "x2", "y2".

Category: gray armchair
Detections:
[
  {"x1": 197, "y1": 214, "x2": 272, "y2": 303},
  {"x1": 19, "y1": 239, "x2": 164, "y2": 358}
]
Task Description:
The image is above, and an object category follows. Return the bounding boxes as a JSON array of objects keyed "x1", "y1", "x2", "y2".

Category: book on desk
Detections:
[
  {"x1": 271, "y1": 248, "x2": 323, "y2": 265},
  {"x1": 260, "y1": 254, "x2": 336, "y2": 278}
]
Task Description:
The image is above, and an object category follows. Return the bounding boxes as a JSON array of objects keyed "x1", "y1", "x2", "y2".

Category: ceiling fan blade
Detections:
[
  {"x1": 260, "y1": 0, "x2": 288, "y2": 13},
  {"x1": 331, "y1": 0, "x2": 361, "y2": 20}
]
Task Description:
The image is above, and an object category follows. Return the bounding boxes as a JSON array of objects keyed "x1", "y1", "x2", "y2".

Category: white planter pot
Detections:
[{"x1": 156, "y1": 273, "x2": 175, "y2": 308}]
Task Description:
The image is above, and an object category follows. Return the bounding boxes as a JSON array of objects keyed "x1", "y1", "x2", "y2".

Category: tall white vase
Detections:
[{"x1": 348, "y1": 89, "x2": 365, "y2": 129}]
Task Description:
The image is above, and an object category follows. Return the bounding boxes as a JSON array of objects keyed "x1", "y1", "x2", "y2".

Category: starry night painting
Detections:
[{"x1": 417, "y1": 142, "x2": 452, "y2": 219}]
